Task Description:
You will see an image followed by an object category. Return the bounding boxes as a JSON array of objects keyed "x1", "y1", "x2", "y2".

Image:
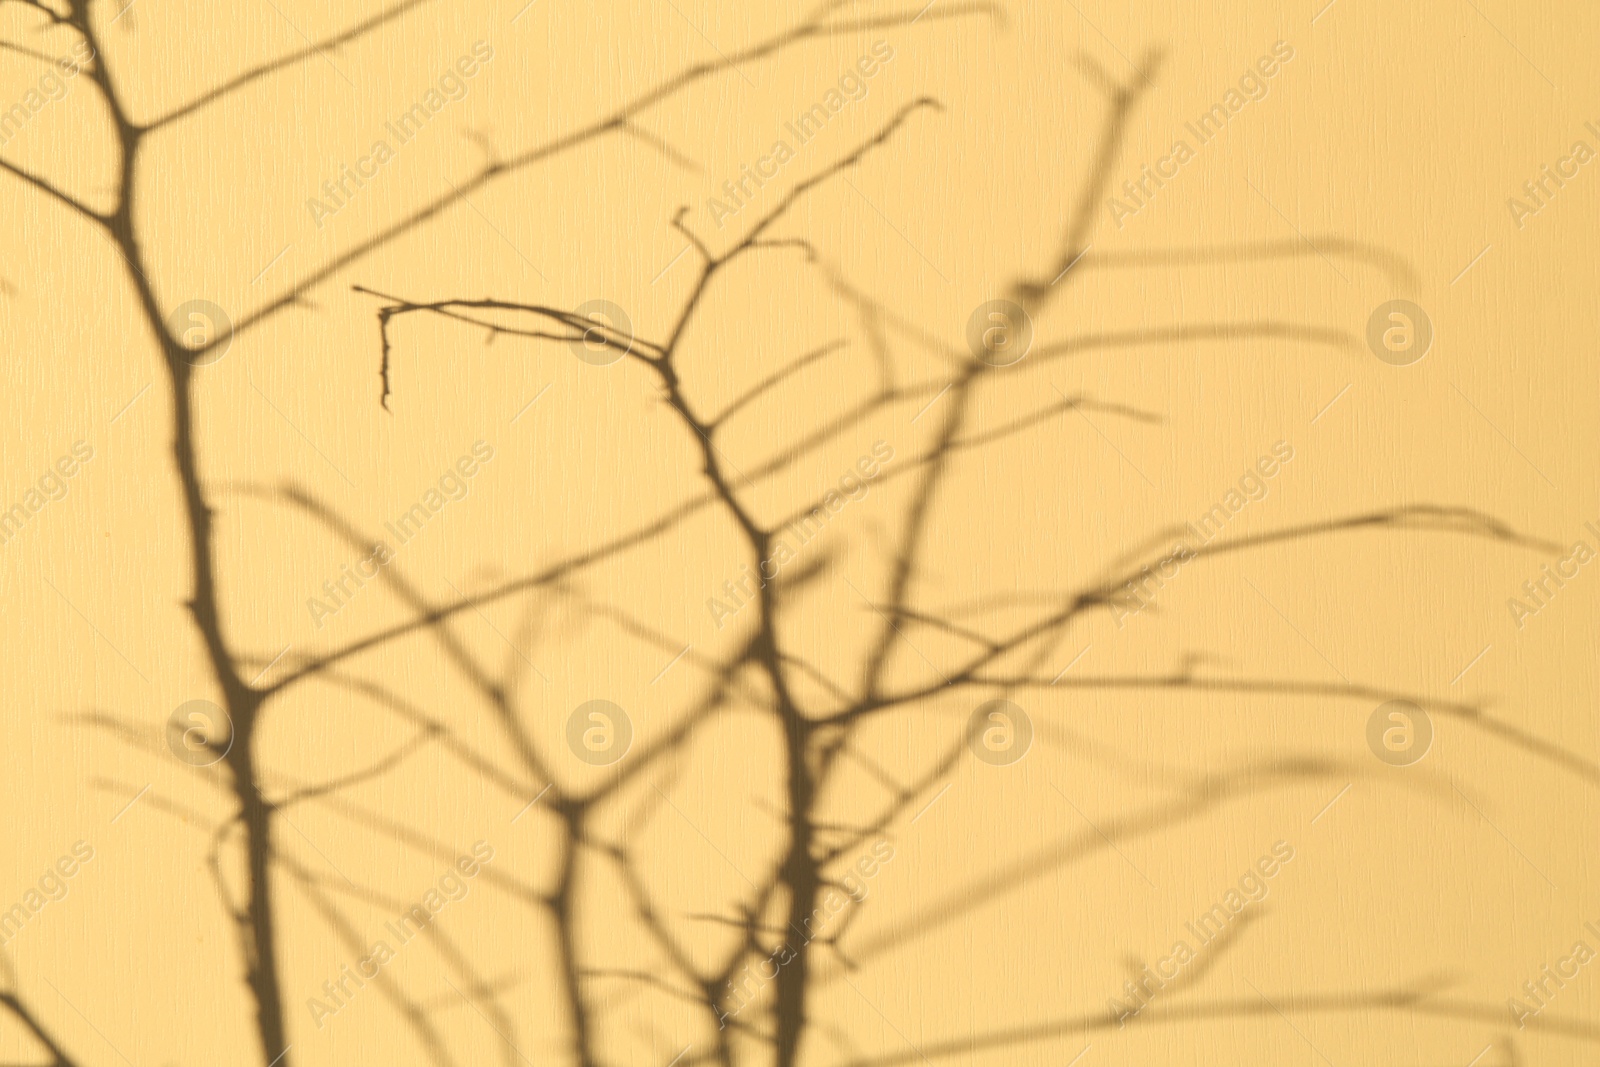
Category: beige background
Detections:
[{"x1": 0, "y1": 1, "x2": 1596, "y2": 1065}]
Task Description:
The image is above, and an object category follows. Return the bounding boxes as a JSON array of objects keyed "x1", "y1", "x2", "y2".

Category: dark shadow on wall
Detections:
[{"x1": 5, "y1": 4, "x2": 1588, "y2": 1067}]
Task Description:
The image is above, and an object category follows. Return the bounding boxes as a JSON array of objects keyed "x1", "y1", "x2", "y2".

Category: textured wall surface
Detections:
[{"x1": 0, "y1": 2, "x2": 1595, "y2": 1065}]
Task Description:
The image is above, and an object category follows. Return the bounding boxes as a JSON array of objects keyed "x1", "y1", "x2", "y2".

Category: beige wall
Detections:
[{"x1": 0, "y1": 1, "x2": 1595, "y2": 1065}]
